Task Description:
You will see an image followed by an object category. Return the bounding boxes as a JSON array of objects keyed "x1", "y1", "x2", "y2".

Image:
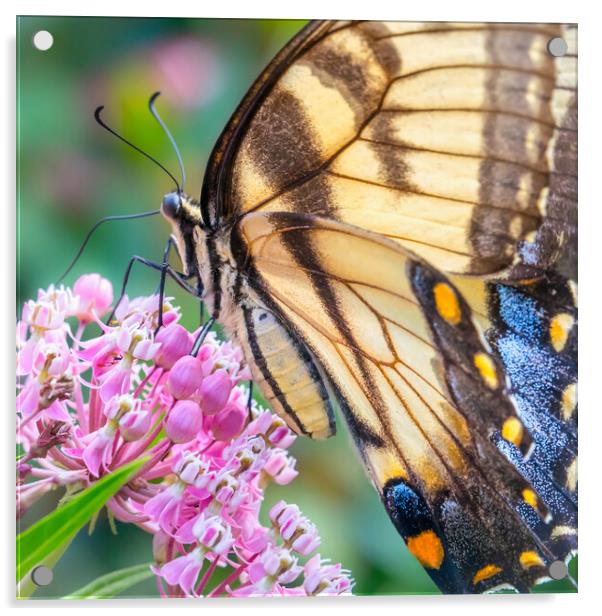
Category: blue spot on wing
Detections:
[
  {"x1": 385, "y1": 480, "x2": 432, "y2": 538},
  {"x1": 496, "y1": 285, "x2": 545, "y2": 340},
  {"x1": 488, "y1": 280, "x2": 577, "y2": 555}
]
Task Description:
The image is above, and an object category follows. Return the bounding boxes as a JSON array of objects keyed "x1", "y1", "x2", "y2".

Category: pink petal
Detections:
[
  {"x1": 44, "y1": 400, "x2": 71, "y2": 422},
  {"x1": 16, "y1": 382, "x2": 41, "y2": 417},
  {"x1": 175, "y1": 515, "x2": 200, "y2": 544},
  {"x1": 161, "y1": 554, "x2": 190, "y2": 585},
  {"x1": 99, "y1": 368, "x2": 131, "y2": 402},
  {"x1": 179, "y1": 559, "x2": 202, "y2": 596}
]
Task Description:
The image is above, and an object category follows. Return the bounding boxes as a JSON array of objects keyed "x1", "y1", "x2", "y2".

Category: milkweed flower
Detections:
[{"x1": 16, "y1": 274, "x2": 353, "y2": 598}]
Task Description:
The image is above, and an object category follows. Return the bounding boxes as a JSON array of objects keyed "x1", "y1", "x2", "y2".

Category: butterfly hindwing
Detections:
[
  {"x1": 228, "y1": 211, "x2": 564, "y2": 592},
  {"x1": 486, "y1": 276, "x2": 577, "y2": 561}
]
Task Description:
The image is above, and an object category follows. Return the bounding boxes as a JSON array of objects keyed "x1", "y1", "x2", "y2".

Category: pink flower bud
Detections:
[
  {"x1": 210, "y1": 403, "x2": 247, "y2": 441},
  {"x1": 199, "y1": 369, "x2": 231, "y2": 415},
  {"x1": 154, "y1": 324, "x2": 193, "y2": 370},
  {"x1": 167, "y1": 356, "x2": 203, "y2": 399},
  {"x1": 166, "y1": 400, "x2": 203, "y2": 443},
  {"x1": 74, "y1": 274, "x2": 113, "y2": 322}
]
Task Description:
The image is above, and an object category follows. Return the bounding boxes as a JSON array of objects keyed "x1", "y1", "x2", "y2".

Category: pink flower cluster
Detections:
[{"x1": 16, "y1": 274, "x2": 353, "y2": 598}]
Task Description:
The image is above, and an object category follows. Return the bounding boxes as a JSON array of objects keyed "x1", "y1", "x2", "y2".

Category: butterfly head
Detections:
[
  {"x1": 160, "y1": 190, "x2": 207, "y2": 280},
  {"x1": 161, "y1": 191, "x2": 203, "y2": 224},
  {"x1": 161, "y1": 191, "x2": 183, "y2": 219}
]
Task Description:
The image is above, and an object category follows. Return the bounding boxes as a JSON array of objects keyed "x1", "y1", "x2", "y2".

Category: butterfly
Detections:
[{"x1": 157, "y1": 20, "x2": 577, "y2": 593}]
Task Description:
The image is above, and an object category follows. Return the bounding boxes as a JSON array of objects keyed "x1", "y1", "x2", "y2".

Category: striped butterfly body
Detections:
[{"x1": 161, "y1": 20, "x2": 577, "y2": 593}]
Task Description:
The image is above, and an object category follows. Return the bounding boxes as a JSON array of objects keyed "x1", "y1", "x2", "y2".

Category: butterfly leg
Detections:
[
  {"x1": 191, "y1": 316, "x2": 216, "y2": 356},
  {"x1": 106, "y1": 253, "x2": 199, "y2": 325},
  {"x1": 246, "y1": 381, "x2": 254, "y2": 422},
  {"x1": 154, "y1": 236, "x2": 177, "y2": 332}
]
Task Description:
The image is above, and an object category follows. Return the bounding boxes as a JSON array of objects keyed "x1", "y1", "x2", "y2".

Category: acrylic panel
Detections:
[{"x1": 16, "y1": 16, "x2": 578, "y2": 598}]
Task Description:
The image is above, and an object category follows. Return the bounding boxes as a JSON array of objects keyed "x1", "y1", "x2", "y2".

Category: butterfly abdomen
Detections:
[{"x1": 237, "y1": 303, "x2": 336, "y2": 440}]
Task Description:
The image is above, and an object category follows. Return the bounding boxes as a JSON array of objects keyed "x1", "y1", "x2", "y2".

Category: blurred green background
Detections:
[{"x1": 16, "y1": 16, "x2": 575, "y2": 598}]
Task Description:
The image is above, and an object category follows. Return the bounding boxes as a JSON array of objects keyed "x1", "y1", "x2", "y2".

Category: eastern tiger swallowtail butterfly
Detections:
[{"x1": 155, "y1": 20, "x2": 577, "y2": 594}]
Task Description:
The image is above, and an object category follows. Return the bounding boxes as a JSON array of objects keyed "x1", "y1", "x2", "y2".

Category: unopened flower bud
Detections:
[
  {"x1": 154, "y1": 324, "x2": 193, "y2": 370},
  {"x1": 74, "y1": 274, "x2": 113, "y2": 322},
  {"x1": 167, "y1": 356, "x2": 203, "y2": 399},
  {"x1": 199, "y1": 369, "x2": 232, "y2": 415},
  {"x1": 166, "y1": 400, "x2": 203, "y2": 443},
  {"x1": 210, "y1": 403, "x2": 247, "y2": 441}
]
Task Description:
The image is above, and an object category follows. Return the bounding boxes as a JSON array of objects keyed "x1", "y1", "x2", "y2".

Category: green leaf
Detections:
[
  {"x1": 16, "y1": 457, "x2": 148, "y2": 584},
  {"x1": 17, "y1": 538, "x2": 73, "y2": 599},
  {"x1": 62, "y1": 563, "x2": 154, "y2": 599}
]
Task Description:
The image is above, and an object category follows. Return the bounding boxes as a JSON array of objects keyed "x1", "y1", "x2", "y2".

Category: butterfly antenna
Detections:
[
  {"x1": 94, "y1": 105, "x2": 181, "y2": 191},
  {"x1": 148, "y1": 92, "x2": 186, "y2": 192},
  {"x1": 57, "y1": 210, "x2": 161, "y2": 283}
]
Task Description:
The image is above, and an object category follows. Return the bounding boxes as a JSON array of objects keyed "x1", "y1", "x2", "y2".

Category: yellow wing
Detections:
[
  {"x1": 229, "y1": 210, "x2": 575, "y2": 593},
  {"x1": 204, "y1": 21, "x2": 577, "y2": 280}
]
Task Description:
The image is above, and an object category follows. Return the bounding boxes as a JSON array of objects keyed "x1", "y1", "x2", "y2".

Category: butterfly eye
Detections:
[{"x1": 161, "y1": 192, "x2": 181, "y2": 219}]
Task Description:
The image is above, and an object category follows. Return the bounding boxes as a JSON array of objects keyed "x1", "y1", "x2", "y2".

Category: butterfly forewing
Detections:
[{"x1": 205, "y1": 21, "x2": 576, "y2": 281}]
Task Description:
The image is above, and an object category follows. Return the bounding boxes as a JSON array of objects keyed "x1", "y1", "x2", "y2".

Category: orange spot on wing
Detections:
[
  {"x1": 561, "y1": 382, "x2": 577, "y2": 421},
  {"x1": 407, "y1": 530, "x2": 445, "y2": 569},
  {"x1": 474, "y1": 352, "x2": 498, "y2": 389},
  {"x1": 519, "y1": 551, "x2": 544, "y2": 569},
  {"x1": 565, "y1": 457, "x2": 577, "y2": 492},
  {"x1": 522, "y1": 488, "x2": 538, "y2": 509},
  {"x1": 549, "y1": 313, "x2": 574, "y2": 352},
  {"x1": 502, "y1": 417, "x2": 523, "y2": 447},
  {"x1": 472, "y1": 564, "x2": 503, "y2": 585},
  {"x1": 433, "y1": 282, "x2": 462, "y2": 325}
]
